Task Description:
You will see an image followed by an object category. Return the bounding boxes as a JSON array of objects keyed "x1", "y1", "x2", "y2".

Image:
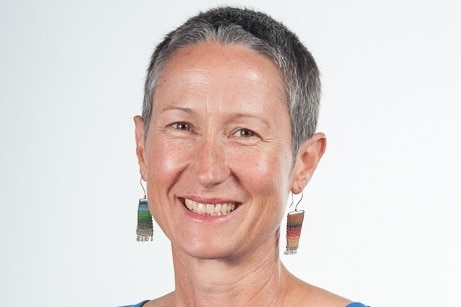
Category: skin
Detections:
[{"x1": 135, "y1": 42, "x2": 349, "y2": 306}]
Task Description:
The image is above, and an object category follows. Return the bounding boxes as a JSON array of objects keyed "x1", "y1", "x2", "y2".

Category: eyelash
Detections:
[
  {"x1": 168, "y1": 122, "x2": 259, "y2": 140},
  {"x1": 170, "y1": 122, "x2": 192, "y2": 131},
  {"x1": 233, "y1": 128, "x2": 257, "y2": 138}
]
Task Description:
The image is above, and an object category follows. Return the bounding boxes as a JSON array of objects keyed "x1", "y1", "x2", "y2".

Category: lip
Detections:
[{"x1": 178, "y1": 196, "x2": 241, "y2": 220}]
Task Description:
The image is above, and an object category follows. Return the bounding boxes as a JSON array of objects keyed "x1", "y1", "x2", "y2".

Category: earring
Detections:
[
  {"x1": 284, "y1": 190, "x2": 305, "y2": 255},
  {"x1": 136, "y1": 178, "x2": 153, "y2": 241}
]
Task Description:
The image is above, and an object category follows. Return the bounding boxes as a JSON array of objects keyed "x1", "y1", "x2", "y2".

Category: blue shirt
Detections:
[{"x1": 117, "y1": 301, "x2": 368, "y2": 307}]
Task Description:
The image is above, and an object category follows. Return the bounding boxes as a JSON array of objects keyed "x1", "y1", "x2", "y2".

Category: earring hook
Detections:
[
  {"x1": 294, "y1": 191, "x2": 303, "y2": 211},
  {"x1": 140, "y1": 177, "x2": 146, "y2": 199},
  {"x1": 289, "y1": 188, "x2": 304, "y2": 212}
]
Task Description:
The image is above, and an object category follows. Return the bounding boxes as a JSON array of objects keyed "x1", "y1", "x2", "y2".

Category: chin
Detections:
[{"x1": 173, "y1": 240, "x2": 243, "y2": 260}]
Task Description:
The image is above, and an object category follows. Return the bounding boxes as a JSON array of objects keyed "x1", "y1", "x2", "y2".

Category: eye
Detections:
[
  {"x1": 170, "y1": 122, "x2": 191, "y2": 131},
  {"x1": 234, "y1": 128, "x2": 257, "y2": 138}
]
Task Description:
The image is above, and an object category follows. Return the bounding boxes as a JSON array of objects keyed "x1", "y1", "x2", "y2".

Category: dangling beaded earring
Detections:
[
  {"x1": 136, "y1": 178, "x2": 153, "y2": 241},
  {"x1": 284, "y1": 189, "x2": 305, "y2": 255}
]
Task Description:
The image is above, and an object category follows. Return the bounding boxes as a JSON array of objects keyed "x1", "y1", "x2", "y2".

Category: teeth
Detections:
[
  {"x1": 183, "y1": 199, "x2": 237, "y2": 216},
  {"x1": 197, "y1": 203, "x2": 205, "y2": 214}
]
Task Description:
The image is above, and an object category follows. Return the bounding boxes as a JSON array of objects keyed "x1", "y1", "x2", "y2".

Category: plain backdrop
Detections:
[{"x1": 1, "y1": 0, "x2": 460, "y2": 306}]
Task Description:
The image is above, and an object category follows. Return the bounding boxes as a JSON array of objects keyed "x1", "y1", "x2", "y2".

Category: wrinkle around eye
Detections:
[
  {"x1": 228, "y1": 128, "x2": 262, "y2": 146},
  {"x1": 153, "y1": 121, "x2": 198, "y2": 141}
]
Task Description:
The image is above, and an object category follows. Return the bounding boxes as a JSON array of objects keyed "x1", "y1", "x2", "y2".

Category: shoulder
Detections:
[
  {"x1": 289, "y1": 281, "x2": 369, "y2": 307},
  {"x1": 131, "y1": 292, "x2": 174, "y2": 307},
  {"x1": 284, "y1": 271, "x2": 352, "y2": 307},
  {"x1": 115, "y1": 301, "x2": 149, "y2": 307}
]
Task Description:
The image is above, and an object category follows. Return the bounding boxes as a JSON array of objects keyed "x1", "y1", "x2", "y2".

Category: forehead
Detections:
[
  {"x1": 150, "y1": 42, "x2": 293, "y2": 144},
  {"x1": 151, "y1": 42, "x2": 291, "y2": 132},
  {"x1": 156, "y1": 42, "x2": 285, "y2": 98}
]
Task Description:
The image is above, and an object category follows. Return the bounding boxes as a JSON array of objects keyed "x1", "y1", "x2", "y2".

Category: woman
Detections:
[{"x1": 124, "y1": 6, "x2": 368, "y2": 307}]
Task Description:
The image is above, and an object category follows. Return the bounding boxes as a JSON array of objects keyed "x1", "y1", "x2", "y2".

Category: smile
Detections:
[{"x1": 183, "y1": 198, "x2": 237, "y2": 216}]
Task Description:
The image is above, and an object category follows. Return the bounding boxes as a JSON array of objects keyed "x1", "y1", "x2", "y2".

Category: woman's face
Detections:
[{"x1": 136, "y1": 43, "x2": 300, "y2": 259}]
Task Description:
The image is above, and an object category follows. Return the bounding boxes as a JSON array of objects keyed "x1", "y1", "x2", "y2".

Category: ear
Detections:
[
  {"x1": 134, "y1": 115, "x2": 148, "y2": 180},
  {"x1": 290, "y1": 133, "x2": 327, "y2": 193}
]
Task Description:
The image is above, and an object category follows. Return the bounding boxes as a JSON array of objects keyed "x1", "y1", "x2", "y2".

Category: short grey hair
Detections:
[{"x1": 142, "y1": 7, "x2": 320, "y2": 156}]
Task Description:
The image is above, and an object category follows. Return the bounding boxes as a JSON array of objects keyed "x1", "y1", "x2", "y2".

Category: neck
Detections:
[{"x1": 170, "y1": 236, "x2": 290, "y2": 307}]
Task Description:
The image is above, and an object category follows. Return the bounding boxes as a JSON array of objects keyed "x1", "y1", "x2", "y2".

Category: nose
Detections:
[{"x1": 192, "y1": 136, "x2": 230, "y2": 188}]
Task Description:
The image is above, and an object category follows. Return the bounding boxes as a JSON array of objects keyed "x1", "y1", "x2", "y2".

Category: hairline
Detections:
[
  {"x1": 143, "y1": 40, "x2": 293, "y2": 146},
  {"x1": 141, "y1": 9, "x2": 320, "y2": 158}
]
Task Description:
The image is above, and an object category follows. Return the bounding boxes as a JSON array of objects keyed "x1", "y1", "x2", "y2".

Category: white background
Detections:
[{"x1": 1, "y1": 0, "x2": 460, "y2": 306}]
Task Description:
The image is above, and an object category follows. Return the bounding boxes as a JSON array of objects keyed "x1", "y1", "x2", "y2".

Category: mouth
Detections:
[{"x1": 181, "y1": 198, "x2": 238, "y2": 216}]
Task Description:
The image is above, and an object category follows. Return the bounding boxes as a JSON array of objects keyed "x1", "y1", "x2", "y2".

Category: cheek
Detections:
[
  {"x1": 231, "y1": 147, "x2": 292, "y2": 196},
  {"x1": 145, "y1": 139, "x2": 189, "y2": 191},
  {"x1": 144, "y1": 139, "x2": 191, "y2": 226}
]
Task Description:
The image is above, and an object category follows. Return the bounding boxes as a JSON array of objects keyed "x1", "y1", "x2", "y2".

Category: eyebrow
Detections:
[
  {"x1": 227, "y1": 113, "x2": 271, "y2": 128},
  {"x1": 160, "y1": 106, "x2": 195, "y2": 114},
  {"x1": 160, "y1": 107, "x2": 271, "y2": 128}
]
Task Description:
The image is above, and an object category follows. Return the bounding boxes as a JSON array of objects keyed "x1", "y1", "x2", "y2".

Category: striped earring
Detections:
[
  {"x1": 284, "y1": 190, "x2": 305, "y2": 255},
  {"x1": 136, "y1": 178, "x2": 153, "y2": 241}
]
